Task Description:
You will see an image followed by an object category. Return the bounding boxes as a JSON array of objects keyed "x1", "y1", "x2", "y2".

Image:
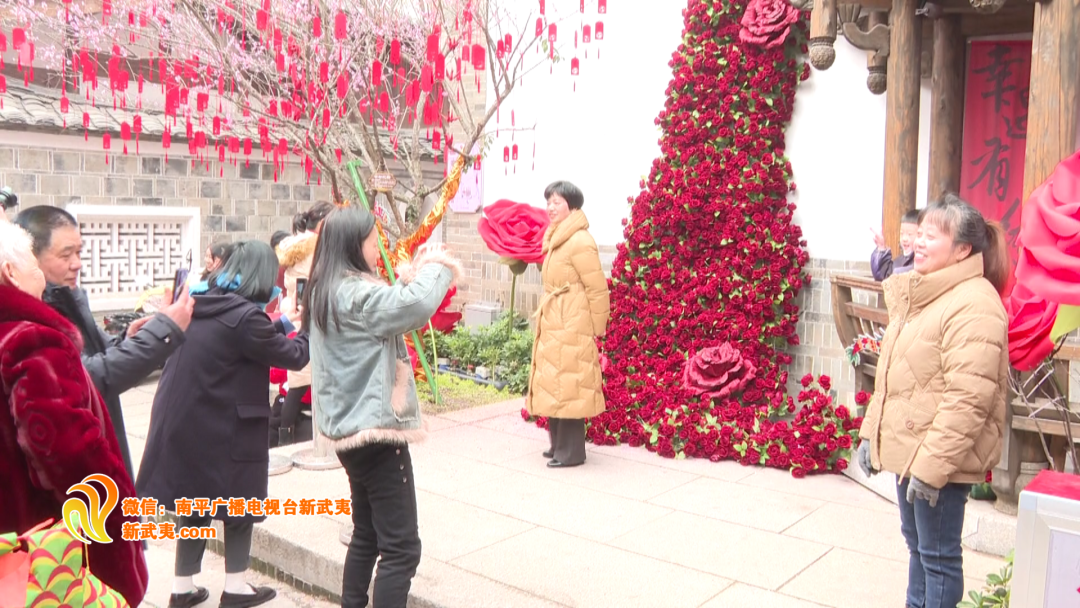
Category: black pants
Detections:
[
  {"x1": 175, "y1": 515, "x2": 253, "y2": 575},
  {"x1": 269, "y1": 387, "x2": 313, "y2": 447},
  {"x1": 338, "y1": 444, "x2": 422, "y2": 608},
  {"x1": 548, "y1": 417, "x2": 586, "y2": 465}
]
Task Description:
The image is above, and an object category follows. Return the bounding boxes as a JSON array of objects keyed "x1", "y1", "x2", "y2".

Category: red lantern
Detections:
[
  {"x1": 103, "y1": 132, "x2": 111, "y2": 149},
  {"x1": 378, "y1": 91, "x2": 389, "y2": 113},
  {"x1": 571, "y1": 57, "x2": 580, "y2": 75},
  {"x1": 390, "y1": 39, "x2": 401, "y2": 65},
  {"x1": 319, "y1": 61, "x2": 329, "y2": 83},
  {"x1": 334, "y1": 10, "x2": 346, "y2": 40},
  {"x1": 336, "y1": 72, "x2": 349, "y2": 98},
  {"x1": 598, "y1": 0, "x2": 607, "y2": 13},
  {"x1": 256, "y1": 9, "x2": 268, "y2": 30},
  {"x1": 548, "y1": 23, "x2": 557, "y2": 43},
  {"x1": 503, "y1": 146, "x2": 509, "y2": 162},
  {"x1": 471, "y1": 44, "x2": 485, "y2": 70},
  {"x1": 538, "y1": 0, "x2": 545, "y2": 14},
  {"x1": 371, "y1": 60, "x2": 382, "y2": 88},
  {"x1": 496, "y1": 40, "x2": 505, "y2": 59},
  {"x1": 595, "y1": 22, "x2": 604, "y2": 40},
  {"x1": 426, "y1": 33, "x2": 439, "y2": 62},
  {"x1": 322, "y1": 107, "x2": 330, "y2": 128},
  {"x1": 313, "y1": 16, "x2": 320, "y2": 36},
  {"x1": 512, "y1": 144, "x2": 518, "y2": 160},
  {"x1": 435, "y1": 54, "x2": 445, "y2": 80},
  {"x1": 582, "y1": 25, "x2": 591, "y2": 43}
]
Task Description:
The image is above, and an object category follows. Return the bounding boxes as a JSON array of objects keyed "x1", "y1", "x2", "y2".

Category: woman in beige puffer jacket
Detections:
[
  {"x1": 858, "y1": 194, "x2": 1009, "y2": 608},
  {"x1": 273, "y1": 201, "x2": 334, "y2": 444},
  {"x1": 527, "y1": 181, "x2": 610, "y2": 469}
]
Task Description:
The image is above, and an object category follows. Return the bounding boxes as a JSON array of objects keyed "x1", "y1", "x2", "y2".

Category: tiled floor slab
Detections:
[
  {"x1": 700, "y1": 583, "x2": 833, "y2": 608},
  {"x1": 588, "y1": 443, "x2": 760, "y2": 482},
  {"x1": 422, "y1": 424, "x2": 549, "y2": 465},
  {"x1": 739, "y1": 466, "x2": 899, "y2": 514},
  {"x1": 499, "y1": 450, "x2": 700, "y2": 501},
  {"x1": 415, "y1": 490, "x2": 536, "y2": 562},
  {"x1": 609, "y1": 511, "x2": 830, "y2": 590},
  {"x1": 451, "y1": 527, "x2": 731, "y2": 608},
  {"x1": 475, "y1": 412, "x2": 554, "y2": 442},
  {"x1": 650, "y1": 476, "x2": 826, "y2": 532},
  {"x1": 408, "y1": 446, "x2": 517, "y2": 497},
  {"x1": 783, "y1": 502, "x2": 909, "y2": 563},
  {"x1": 446, "y1": 471, "x2": 672, "y2": 543}
]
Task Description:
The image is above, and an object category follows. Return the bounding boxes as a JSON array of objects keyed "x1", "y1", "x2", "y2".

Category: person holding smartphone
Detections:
[{"x1": 274, "y1": 202, "x2": 333, "y2": 445}]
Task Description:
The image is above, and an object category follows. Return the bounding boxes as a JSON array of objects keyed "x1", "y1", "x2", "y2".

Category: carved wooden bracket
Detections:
[
  {"x1": 809, "y1": 0, "x2": 839, "y2": 70},
  {"x1": 787, "y1": 0, "x2": 813, "y2": 9},
  {"x1": 842, "y1": 17, "x2": 891, "y2": 61},
  {"x1": 969, "y1": 0, "x2": 1007, "y2": 12}
]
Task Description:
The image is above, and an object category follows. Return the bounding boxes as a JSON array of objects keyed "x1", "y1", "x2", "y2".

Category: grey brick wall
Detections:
[{"x1": 0, "y1": 142, "x2": 332, "y2": 253}]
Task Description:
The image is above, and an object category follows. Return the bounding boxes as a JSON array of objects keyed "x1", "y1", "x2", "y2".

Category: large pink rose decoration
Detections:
[
  {"x1": 683, "y1": 342, "x2": 758, "y2": 401},
  {"x1": 1012, "y1": 151, "x2": 1080, "y2": 306},
  {"x1": 1006, "y1": 284, "x2": 1058, "y2": 371},
  {"x1": 477, "y1": 199, "x2": 550, "y2": 265},
  {"x1": 739, "y1": 0, "x2": 800, "y2": 49}
]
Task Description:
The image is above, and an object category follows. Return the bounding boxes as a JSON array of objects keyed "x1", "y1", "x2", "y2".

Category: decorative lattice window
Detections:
[{"x1": 67, "y1": 205, "x2": 201, "y2": 311}]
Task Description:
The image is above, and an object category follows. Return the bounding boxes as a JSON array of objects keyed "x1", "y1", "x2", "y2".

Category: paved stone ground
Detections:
[{"x1": 121, "y1": 379, "x2": 1010, "y2": 608}]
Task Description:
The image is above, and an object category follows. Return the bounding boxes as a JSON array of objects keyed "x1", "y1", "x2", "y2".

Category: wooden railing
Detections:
[{"x1": 830, "y1": 274, "x2": 886, "y2": 397}]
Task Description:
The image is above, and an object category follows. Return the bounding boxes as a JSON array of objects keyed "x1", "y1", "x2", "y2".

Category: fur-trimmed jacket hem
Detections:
[
  {"x1": 325, "y1": 426, "x2": 429, "y2": 452},
  {"x1": 396, "y1": 244, "x2": 463, "y2": 287}
]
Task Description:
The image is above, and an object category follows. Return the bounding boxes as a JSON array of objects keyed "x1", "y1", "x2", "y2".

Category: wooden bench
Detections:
[{"x1": 830, "y1": 274, "x2": 887, "y2": 400}]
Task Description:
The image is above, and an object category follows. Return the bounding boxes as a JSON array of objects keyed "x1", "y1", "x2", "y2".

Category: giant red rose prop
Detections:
[
  {"x1": 1013, "y1": 151, "x2": 1080, "y2": 306},
  {"x1": 739, "y1": 0, "x2": 800, "y2": 49},
  {"x1": 683, "y1": 343, "x2": 758, "y2": 401},
  {"x1": 477, "y1": 199, "x2": 550, "y2": 265},
  {"x1": 1006, "y1": 284, "x2": 1058, "y2": 371},
  {"x1": 428, "y1": 286, "x2": 462, "y2": 334}
]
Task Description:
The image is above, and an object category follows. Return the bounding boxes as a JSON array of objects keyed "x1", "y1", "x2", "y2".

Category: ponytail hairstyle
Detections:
[
  {"x1": 291, "y1": 213, "x2": 306, "y2": 235},
  {"x1": 299, "y1": 201, "x2": 336, "y2": 233},
  {"x1": 919, "y1": 193, "x2": 1010, "y2": 294}
]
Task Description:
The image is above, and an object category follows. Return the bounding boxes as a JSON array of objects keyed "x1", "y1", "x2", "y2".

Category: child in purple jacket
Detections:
[{"x1": 870, "y1": 209, "x2": 920, "y2": 281}]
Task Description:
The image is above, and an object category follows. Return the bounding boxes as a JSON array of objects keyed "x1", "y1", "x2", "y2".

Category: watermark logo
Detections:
[{"x1": 62, "y1": 473, "x2": 118, "y2": 544}]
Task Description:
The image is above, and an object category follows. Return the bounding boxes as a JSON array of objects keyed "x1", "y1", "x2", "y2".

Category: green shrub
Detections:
[
  {"x1": 429, "y1": 312, "x2": 533, "y2": 394},
  {"x1": 959, "y1": 551, "x2": 1012, "y2": 608}
]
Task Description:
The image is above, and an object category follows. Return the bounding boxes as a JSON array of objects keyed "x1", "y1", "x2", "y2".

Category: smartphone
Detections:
[
  {"x1": 172, "y1": 268, "x2": 190, "y2": 303},
  {"x1": 294, "y1": 278, "x2": 307, "y2": 304}
]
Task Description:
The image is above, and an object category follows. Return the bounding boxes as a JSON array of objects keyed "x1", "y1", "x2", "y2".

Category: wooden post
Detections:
[
  {"x1": 882, "y1": 0, "x2": 923, "y2": 255},
  {"x1": 927, "y1": 16, "x2": 964, "y2": 203},
  {"x1": 1022, "y1": 0, "x2": 1080, "y2": 201}
]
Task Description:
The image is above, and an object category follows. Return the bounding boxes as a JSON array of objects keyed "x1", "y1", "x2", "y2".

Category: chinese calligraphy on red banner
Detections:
[{"x1": 959, "y1": 40, "x2": 1032, "y2": 266}]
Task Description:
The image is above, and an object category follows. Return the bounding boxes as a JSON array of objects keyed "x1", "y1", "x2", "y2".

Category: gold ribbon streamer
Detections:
[{"x1": 391, "y1": 154, "x2": 468, "y2": 267}]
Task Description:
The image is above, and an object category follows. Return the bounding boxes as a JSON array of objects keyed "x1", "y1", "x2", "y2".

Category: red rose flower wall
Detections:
[{"x1": 522, "y1": 0, "x2": 862, "y2": 476}]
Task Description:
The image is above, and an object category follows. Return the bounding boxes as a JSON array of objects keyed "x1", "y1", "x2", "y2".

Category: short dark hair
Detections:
[
  {"x1": 544, "y1": 181, "x2": 584, "y2": 210},
  {"x1": 902, "y1": 209, "x2": 920, "y2": 225},
  {"x1": 209, "y1": 241, "x2": 231, "y2": 261},
  {"x1": 270, "y1": 230, "x2": 290, "y2": 250},
  {"x1": 14, "y1": 206, "x2": 78, "y2": 256},
  {"x1": 206, "y1": 240, "x2": 279, "y2": 303}
]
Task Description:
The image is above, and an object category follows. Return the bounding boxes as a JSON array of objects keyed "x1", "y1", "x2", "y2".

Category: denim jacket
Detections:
[{"x1": 310, "y1": 248, "x2": 459, "y2": 451}]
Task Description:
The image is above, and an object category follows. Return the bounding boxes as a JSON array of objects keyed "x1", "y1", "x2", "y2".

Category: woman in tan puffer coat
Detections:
[
  {"x1": 857, "y1": 194, "x2": 1009, "y2": 608},
  {"x1": 527, "y1": 181, "x2": 610, "y2": 468},
  {"x1": 273, "y1": 201, "x2": 334, "y2": 444}
]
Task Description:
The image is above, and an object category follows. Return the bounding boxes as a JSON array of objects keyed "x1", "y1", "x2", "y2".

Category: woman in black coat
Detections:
[{"x1": 136, "y1": 241, "x2": 309, "y2": 608}]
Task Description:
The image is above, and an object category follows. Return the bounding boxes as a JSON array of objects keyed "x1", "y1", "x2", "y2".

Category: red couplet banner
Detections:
[{"x1": 959, "y1": 40, "x2": 1033, "y2": 265}]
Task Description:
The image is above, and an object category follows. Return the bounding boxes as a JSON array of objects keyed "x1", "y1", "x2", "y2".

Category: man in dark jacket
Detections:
[{"x1": 16, "y1": 206, "x2": 193, "y2": 476}]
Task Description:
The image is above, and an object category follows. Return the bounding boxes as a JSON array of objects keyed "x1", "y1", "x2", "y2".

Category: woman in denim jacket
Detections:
[{"x1": 303, "y1": 205, "x2": 460, "y2": 608}]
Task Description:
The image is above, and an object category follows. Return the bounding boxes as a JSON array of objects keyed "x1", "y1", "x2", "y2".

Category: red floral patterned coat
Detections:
[{"x1": 0, "y1": 284, "x2": 148, "y2": 606}]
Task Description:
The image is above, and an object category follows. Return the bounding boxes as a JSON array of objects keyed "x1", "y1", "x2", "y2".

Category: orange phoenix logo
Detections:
[{"x1": 62, "y1": 473, "x2": 119, "y2": 544}]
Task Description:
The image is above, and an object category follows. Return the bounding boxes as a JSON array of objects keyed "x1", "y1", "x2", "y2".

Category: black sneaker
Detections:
[
  {"x1": 219, "y1": 586, "x2": 276, "y2": 608},
  {"x1": 168, "y1": 587, "x2": 209, "y2": 608}
]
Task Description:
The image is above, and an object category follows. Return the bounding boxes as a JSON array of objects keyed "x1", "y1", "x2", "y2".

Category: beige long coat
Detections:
[
  {"x1": 527, "y1": 210, "x2": 610, "y2": 420},
  {"x1": 276, "y1": 231, "x2": 317, "y2": 387},
  {"x1": 859, "y1": 253, "x2": 1008, "y2": 488}
]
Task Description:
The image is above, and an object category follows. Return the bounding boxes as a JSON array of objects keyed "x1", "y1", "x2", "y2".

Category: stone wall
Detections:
[{"x1": 0, "y1": 140, "x2": 332, "y2": 253}]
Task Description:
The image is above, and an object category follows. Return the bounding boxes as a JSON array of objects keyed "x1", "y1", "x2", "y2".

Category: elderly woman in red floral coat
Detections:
[{"x1": 0, "y1": 221, "x2": 148, "y2": 605}]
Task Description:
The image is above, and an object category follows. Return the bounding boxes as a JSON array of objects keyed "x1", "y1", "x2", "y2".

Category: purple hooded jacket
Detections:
[{"x1": 870, "y1": 248, "x2": 914, "y2": 282}]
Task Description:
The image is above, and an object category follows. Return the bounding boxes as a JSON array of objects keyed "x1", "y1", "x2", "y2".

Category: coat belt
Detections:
[{"x1": 533, "y1": 284, "x2": 572, "y2": 319}]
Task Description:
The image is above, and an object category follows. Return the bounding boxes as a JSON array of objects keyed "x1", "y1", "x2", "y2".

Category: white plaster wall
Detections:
[
  {"x1": 480, "y1": 6, "x2": 931, "y2": 258},
  {"x1": 786, "y1": 44, "x2": 933, "y2": 262}
]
